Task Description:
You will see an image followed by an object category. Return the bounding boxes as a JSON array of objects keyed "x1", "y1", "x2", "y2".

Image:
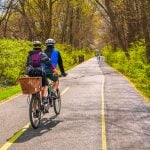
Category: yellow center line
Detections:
[
  {"x1": 0, "y1": 87, "x2": 70, "y2": 150},
  {"x1": 0, "y1": 123, "x2": 30, "y2": 150},
  {"x1": 101, "y1": 75, "x2": 107, "y2": 150},
  {"x1": 100, "y1": 68, "x2": 107, "y2": 150},
  {"x1": 60, "y1": 87, "x2": 70, "y2": 96}
]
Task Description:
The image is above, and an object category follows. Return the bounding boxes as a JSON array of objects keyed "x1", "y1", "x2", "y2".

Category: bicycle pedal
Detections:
[
  {"x1": 33, "y1": 113, "x2": 37, "y2": 118},
  {"x1": 33, "y1": 110, "x2": 39, "y2": 118}
]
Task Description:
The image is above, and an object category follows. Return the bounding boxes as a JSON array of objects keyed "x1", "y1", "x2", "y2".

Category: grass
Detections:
[
  {"x1": 0, "y1": 85, "x2": 21, "y2": 102},
  {"x1": 129, "y1": 78, "x2": 150, "y2": 101},
  {"x1": 113, "y1": 68, "x2": 150, "y2": 101},
  {"x1": 111, "y1": 66, "x2": 150, "y2": 101},
  {"x1": 102, "y1": 41, "x2": 150, "y2": 102}
]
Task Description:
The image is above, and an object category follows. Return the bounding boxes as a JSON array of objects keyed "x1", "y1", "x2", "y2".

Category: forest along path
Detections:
[{"x1": 0, "y1": 58, "x2": 149, "y2": 150}]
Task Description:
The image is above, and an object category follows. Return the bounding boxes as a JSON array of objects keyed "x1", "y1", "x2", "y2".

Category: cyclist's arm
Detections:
[
  {"x1": 58, "y1": 51, "x2": 65, "y2": 74},
  {"x1": 41, "y1": 53, "x2": 52, "y2": 65}
]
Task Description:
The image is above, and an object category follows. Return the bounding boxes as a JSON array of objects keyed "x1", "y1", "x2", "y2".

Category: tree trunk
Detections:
[{"x1": 105, "y1": 0, "x2": 128, "y2": 54}]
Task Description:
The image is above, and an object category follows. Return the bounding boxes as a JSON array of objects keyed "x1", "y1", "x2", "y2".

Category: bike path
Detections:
[
  {"x1": 100, "y1": 62, "x2": 150, "y2": 150},
  {"x1": 0, "y1": 58, "x2": 103, "y2": 150},
  {"x1": 0, "y1": 58, "x2": 150, "y2": 150}
]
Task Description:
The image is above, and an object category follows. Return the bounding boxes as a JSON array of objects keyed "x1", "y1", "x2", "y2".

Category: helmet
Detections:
[
  {"x1": 32, "y1": 41, "x2": 42, "y2": 48},
  {"x1": 45, "y1": 38, "x2": 56, "y2": 46}
]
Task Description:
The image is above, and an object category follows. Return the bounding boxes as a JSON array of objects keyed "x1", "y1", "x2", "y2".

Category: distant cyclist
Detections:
[
  {"x1": 44, "y1": 38, "x2": 67, "y2": 77},
  {"x1": 26, "y1": 41, "x2": 57, "y2": 106},
  {"x1": 96, "y1": 52, "x2": 104, "y2": 65}
]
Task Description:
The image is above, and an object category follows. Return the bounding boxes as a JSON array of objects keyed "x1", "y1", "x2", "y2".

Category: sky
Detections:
[
  {"x1": 0, "y1": 0, "x2": 4, "y2": 13},
  {"x1": 0, "y1": 0, "x2": 3, "y2": 8},
  {"x1": 0, "y1": 0, "x2": 4, "y2": 5}
]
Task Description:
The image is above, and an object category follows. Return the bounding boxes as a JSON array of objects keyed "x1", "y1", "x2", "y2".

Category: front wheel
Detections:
[
  {"x1": 53, "y1": 88, "x2": 61, "y2": 115},
  {"x1": 29, "y1": 94, "x2": 41, "y2": 129}
]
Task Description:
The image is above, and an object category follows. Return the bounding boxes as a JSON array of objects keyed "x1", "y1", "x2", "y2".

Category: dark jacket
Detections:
[
  {"x1": 26, "y1": 49, "x2": 53, "y2": 67},
  {"x1": 26, "y1": 49, "x2": 54, "y2": 76}
]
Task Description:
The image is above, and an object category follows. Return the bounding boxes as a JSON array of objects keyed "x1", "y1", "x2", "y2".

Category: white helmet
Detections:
[
  {"x1": 32, "y1": 41, "x2": 42, "y2": 48},
  {"x1": 45, "y1": 38, "x2": 56, "y2": 45}
]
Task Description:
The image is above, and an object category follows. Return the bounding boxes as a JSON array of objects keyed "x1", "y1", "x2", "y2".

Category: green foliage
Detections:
[
  {"x1": 0, "y1": 39, "x2": 31, "y2": 85},
  {"x1": 102, "y1": 40, "x2": 150, "y2": 100},
  {"x1": 0, "y1": 39, "x2": 94, "y2": 102},
  {"x1": 0, "y1": 85, "x2": 21, "y2": 102},
  {"x1": 0, "y1": 39, "x2": 94, "y2": 86},
  {"x1": 55, "y1": 43, "x2": 94, "y2": 71}
]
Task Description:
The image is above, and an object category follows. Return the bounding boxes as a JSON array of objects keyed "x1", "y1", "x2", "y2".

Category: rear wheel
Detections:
[
  {"x1": 53, "y1": 88, "x2": 61, "y2": 115},
  {"x1": 29, "y1": 94, "x2": 41, "y2": 129}
]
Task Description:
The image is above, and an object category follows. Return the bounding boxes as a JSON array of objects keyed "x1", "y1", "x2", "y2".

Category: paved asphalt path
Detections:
[
  {"x1": 0, "y1": 58, "x2": 150, "y2": 150},
  {"x1": 101, "y1": 62, "x2": 150, "y2": 150}
]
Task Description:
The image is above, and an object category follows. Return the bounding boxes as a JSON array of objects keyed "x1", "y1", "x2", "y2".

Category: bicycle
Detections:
[{"x1": 20, "y1": 76, "x2": 61, "y2": 129}]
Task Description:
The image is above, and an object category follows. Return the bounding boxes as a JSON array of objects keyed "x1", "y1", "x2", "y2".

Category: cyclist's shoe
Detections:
[
  {"x1": 42, "y1": 97, "x2": 49, "y2": 113},
  {"x1": 44, "y1": 108, "x2": 49, "y2": 113},
  {"x1": 51, "y1": 90, "x2": 57, "y2": 99},
  {"x1": 59, "y1": 72, "x2": 68, "y2": 77},
  {"x1": 62, "y1": 72, "x2": 68, "y2": 77},
  {"x1": 43, "y1": 97, "x2": 48, "y2": 104},
  {"x1": 49, "y1": 99, "x2": 53, "y2": 107}
]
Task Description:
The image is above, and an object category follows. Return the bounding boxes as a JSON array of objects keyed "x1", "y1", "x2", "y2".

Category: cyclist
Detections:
[
  {"x1": 44, "y1": 38, "x2": 67, "y2": 97},
  {"x1": 44, "y1": 38, "x2": 67, "y2": 77},
  {"x1": 26, "y1": 41, "x2": 57, "y2": 106}
]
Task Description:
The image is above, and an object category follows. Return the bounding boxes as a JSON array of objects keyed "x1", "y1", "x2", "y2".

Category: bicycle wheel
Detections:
[
  {"x1": 29, "y1": 94, "x2": 41, "y2": 129},
  {"x1": 53, "y1": 88, "x2": 61, "y2": 115}
]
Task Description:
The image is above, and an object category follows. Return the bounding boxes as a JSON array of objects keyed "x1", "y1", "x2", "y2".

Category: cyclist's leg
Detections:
[
  {"x1": 46, "y1": 68, "x2": 59, "y2": 90},
  {"x1": 41, "y1": 71, "x2": 48, "y2": 93},
  {"x1": 42, "y1": 86, "x2": 48, "y2": 97},
  {"x1": 46, "y1": 68, "x2": 59, "y2": 98},
  {"x1": 40, "y1": 74, "x2": 49, "y2": 104},
  {"x1": 41, "y1": 76, "x2": 50, "y2": 112},
  {"x1": 52, "y1": 80, "x2": 59, "y2": 91}
]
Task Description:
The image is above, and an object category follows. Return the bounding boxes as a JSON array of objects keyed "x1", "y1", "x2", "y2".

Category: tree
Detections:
[{"x1": 93, "y1": 0, "x2": 150, "y2": 61}]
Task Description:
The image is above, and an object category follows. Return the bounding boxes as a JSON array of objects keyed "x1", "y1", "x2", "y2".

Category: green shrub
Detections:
[
  {"x1": 102, "y1": 40, "x2": 150, "y2": 99},
  {"x1": 0, "y1": 39, "x2": 31, "y2": 85},
  {"x1": 55, "y1": 44, "x2": 94, "y2": 70},
  {"x1": 0, "y1": 39, "x2": 94, "y2": 86}
]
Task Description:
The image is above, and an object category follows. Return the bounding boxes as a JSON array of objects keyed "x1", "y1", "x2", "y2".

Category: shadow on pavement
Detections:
[
  {"x1": 106, "y1": 105, "x2": 150, "y2": 137},
  {"x1": 107, "y1": 121, "x2": 150, "y2": 137},
  {"x1": 13, "y1": 115, "x2": 63, "y2": 143}
]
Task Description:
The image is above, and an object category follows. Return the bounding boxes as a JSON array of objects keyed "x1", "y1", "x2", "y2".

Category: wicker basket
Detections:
[{"x1": 19, "y1": 77, "x2": 42, "y2": 94}]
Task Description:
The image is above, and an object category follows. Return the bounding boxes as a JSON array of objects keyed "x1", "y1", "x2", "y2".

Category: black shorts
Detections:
[{"x1": 41, "y1": 76, "x2": 48, "y2": 86}]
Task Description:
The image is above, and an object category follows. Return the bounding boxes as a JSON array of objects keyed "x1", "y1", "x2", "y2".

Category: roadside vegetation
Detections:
[
  {"x1": 0, "y1": 85, "x2": 21, "y2": 102},
  {"x1": 0, "y1": 0, "x2": 149, "y2": 102},
  {"x1": 102, "y1": 40, "x2": 150, "y2": 100},
  {"x1": 93, "y1": 0, "x2": 150, "y2": 101},
  {"x1": 0, "y1": 39, "x2": 94, "y2": 102}
]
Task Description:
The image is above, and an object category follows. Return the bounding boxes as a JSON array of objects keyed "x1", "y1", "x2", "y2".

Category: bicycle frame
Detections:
[{"x1": 28, "y1": 79, "x2": 61, "y2": 129}]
